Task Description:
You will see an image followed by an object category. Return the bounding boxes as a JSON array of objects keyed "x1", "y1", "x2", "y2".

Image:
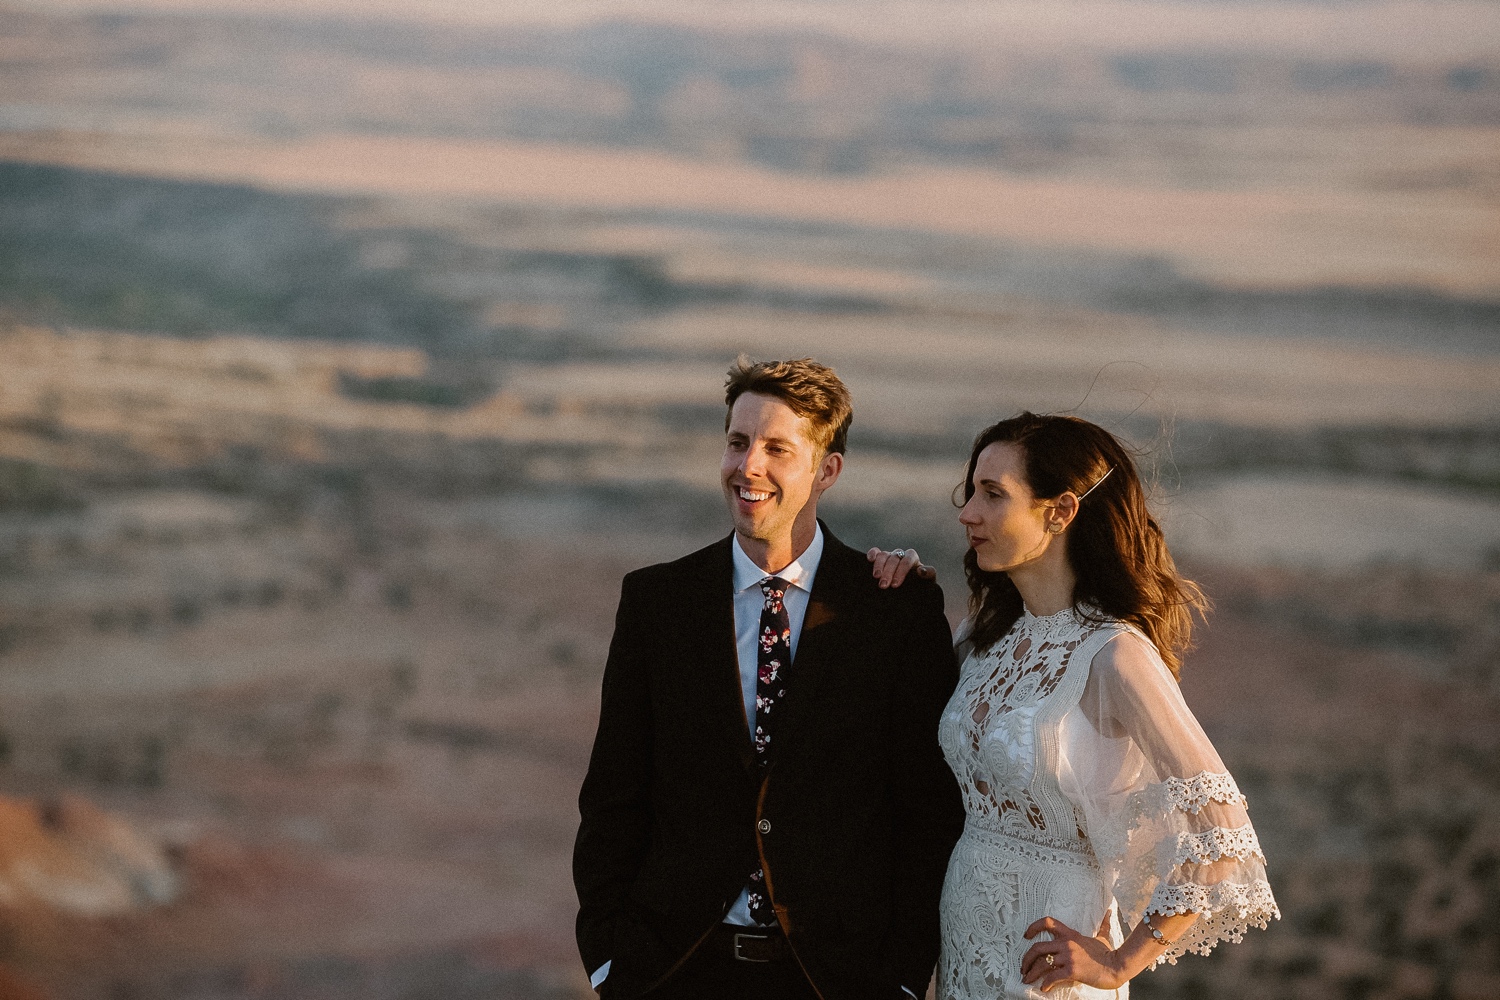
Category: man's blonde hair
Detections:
[{"x1": 724, "y1": 357, "x2": 853, "y2": 456}]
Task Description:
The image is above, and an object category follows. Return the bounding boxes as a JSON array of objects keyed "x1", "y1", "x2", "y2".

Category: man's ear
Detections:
[{"x1": 815, "y1": 450, "x2": 844, "y2": 493}]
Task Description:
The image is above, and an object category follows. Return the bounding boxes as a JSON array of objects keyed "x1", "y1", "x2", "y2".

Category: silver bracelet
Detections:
[{"x1": 1142, "y1": 912, "x2": 1168, "y2": 945}]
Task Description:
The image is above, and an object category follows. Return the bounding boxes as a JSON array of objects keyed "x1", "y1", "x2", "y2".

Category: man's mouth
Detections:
[{"x1": 737, "y1": 487, "x2": 773, "y2": 503}]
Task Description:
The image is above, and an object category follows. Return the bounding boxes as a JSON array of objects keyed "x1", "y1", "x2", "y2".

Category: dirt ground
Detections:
[{"x1": 0, "y1": 330, "x2": 1495, "y2": 997}]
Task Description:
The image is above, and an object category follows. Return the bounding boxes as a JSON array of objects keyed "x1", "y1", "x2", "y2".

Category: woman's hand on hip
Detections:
[{"x1": 1020, "y1": 916, "x2": 1129, "y2": 993}]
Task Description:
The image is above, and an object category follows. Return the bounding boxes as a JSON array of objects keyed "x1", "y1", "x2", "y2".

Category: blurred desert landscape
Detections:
[{"x1": 0, "y1": 1, "x2": 1497, "y2": 997}]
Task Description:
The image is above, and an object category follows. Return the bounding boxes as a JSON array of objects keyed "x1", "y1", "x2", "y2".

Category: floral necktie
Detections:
[{"x1": 747, "y1": 576, "x2": 792, "y2": 924}]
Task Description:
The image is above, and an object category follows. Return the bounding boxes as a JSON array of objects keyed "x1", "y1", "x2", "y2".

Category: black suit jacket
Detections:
[{"x1": 573, "y1": 524, "x2": 964, "y2": 1000}]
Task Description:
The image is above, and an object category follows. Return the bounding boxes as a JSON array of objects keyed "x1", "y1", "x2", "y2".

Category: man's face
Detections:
[{"x1": 721, "y1": 392, "x2": 836, "y2": 549}]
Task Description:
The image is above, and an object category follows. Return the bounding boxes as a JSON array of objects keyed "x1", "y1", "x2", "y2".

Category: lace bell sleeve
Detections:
[{"x1": 1056, "y1": 628, "x2": 1279, "y2": 966}]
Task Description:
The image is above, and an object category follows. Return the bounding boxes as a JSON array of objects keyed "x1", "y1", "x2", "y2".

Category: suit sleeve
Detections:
[
  {"x1": 887, "y1": 580, "x2": 965, "y2": 994},
  {"x1": 574, "y1": 571, "x2": 656, "y2": 980}
]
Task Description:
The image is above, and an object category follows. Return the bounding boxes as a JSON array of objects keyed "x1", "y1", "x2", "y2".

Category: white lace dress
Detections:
[{"x1": 936, "y1": 606, "x2": 1278, "y2": 1000}]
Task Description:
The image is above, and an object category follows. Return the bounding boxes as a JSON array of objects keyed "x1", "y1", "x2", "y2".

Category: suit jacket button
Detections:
[{"x1": 758, "y1": 819, "x2": 772, "y2": 834}]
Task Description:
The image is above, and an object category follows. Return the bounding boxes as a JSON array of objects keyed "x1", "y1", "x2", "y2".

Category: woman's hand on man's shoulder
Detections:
[{"x1": 866, "y1": 546, "x2": 937, "y2": 589}]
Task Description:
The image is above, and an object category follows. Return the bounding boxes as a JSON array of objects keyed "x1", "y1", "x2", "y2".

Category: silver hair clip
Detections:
[{"x1": 1077, "y1": 467, "x2": 1113, "y2": 501}]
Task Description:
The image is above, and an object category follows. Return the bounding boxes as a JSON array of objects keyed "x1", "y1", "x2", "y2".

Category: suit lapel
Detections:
[
  {"x1": 770, "y1": 524, "x2": 856, "y2": 767},
  {"x1": 691, "y1": 535, "x2": 760, "y2": 774}
]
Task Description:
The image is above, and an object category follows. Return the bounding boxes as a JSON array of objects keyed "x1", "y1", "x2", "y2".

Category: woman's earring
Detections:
[{"x1": 1047, "y1": 523, "x2": 1063, "y2": 534}]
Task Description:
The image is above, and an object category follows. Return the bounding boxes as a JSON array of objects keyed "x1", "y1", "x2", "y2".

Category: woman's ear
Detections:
[{"x1": 1047, "y1": 492, "x2": 1080, "y2": 533}]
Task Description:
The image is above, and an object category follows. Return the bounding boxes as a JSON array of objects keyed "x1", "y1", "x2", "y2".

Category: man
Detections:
[{"x1": 574, "y1": 358, "x2": 963, "y2": 1000}]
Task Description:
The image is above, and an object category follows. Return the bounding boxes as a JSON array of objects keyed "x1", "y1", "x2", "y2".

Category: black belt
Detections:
[{"x1": 706, "y1": 922, "x2": 793, "y2": 963}]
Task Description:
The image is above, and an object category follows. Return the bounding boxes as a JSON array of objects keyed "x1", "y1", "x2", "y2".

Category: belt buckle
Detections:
[{"x1": 732, "y1": 931, "x2": 773, "y2": 963}]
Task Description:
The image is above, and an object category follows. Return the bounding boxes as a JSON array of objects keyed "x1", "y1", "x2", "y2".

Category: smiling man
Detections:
[{"x1": 574, "y1": 358, "x2": 964, "y2": 1000}]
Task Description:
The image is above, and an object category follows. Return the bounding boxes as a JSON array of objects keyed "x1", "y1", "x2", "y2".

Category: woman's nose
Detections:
[{"x1": 958, "y1": 498, "x2": 979, "y2": 525}]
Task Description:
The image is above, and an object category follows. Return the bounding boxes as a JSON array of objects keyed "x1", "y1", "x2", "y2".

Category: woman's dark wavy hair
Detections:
[{"x1": 959, "y1": 412, "x2": 1208, "y2": 678}]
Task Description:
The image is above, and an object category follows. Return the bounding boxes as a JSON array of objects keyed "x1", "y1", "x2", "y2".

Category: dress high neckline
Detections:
[{"x1": 1021, "y1": 604, "x2": 1079, "y2": 627}]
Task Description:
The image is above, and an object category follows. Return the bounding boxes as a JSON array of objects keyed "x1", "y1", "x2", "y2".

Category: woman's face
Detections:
[{"x1": 958, "y1": 442, "x2": 1056, "y2": 573}]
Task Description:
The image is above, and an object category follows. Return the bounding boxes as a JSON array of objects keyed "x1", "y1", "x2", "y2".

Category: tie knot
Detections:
[{"x1": 760, "y1": 577, "x2": 789, "y2": 614}]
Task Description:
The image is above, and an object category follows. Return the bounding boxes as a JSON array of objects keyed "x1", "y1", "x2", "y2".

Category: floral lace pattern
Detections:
[
  {"x1": 939, "y1": 826, "x2": 1111, "y2": 1000},
  {"x1": 938, "y1": 608, "x2": 1124, "y2": 1000},
  {"x1": 940, "y1": 607, "x2": 1090, "y2": 842},
  {"x1": 937, "y1": 610, "x2": 1278, "y2": 999},
  {"x1": 1157, "y1": 771, "x2": 1246, "y2": 813},
  {"x1": 1166, "y1": 824, "x2": 1264, "y2": 868},
  {"x1": 1099, "y1": 771, "x2": 1278, "y2": 957},
  {"x1": 1089, "y1": 770, "x2": 1249, "y2": 863},
  {"x1": 1146, "y1": 880, "x2": 1281, "y2": 967}
]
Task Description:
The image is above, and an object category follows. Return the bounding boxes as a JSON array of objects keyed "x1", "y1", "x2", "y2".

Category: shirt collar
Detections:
[{"x1": 732, "y1": 523, "x2": 825, "y2": 595}]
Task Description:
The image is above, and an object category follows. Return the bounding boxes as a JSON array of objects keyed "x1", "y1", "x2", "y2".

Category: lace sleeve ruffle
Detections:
[
  {"x1": 1098, "y1": 770, "x2": 1279, "y2": 966},
  {"x1": 1147, "y1": 877, "x2": 1280, "y2": 965},
  {"x1": 1058, "y1": 631, "x2": 1279, "y2": 967}
]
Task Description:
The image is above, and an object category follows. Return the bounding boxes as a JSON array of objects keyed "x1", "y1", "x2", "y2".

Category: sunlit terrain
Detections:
[{"x1": 0, "y1": 1, "x2": 1496, "y2": 997}]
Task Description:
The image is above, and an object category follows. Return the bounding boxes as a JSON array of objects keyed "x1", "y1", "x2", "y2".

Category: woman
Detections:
[{"x1": 870, "y1": 413, "x2": 1277, "y2": 998}]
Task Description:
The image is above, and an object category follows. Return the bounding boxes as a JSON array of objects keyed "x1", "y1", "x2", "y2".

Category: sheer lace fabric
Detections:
[{"x1": 936, "y1": 607, "x2": 1278, "y2": 1000}]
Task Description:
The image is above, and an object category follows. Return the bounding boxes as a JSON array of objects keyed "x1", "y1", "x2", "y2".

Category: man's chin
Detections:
[
  {"x1": 729, "y1": 514, "x2": 763, "y2": 538},
  {"x1": 728, "y1": 509, "x2": 775, "y2": 541}
]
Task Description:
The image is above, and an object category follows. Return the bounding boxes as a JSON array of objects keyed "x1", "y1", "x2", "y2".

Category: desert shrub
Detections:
[
  {"x1": 169, "y1": 596, "x2": 204, "y2": 626},
  {"x1": 255, "y1": 580, "x2": 284, "y2": 607},
  {"x1": 0, "y1": 459, "x2": 81, "y2": 513},
  {"x1": 383, "y1": 580, "x2": 412, "y2": 610},
  {"x1": 336, "y1": 372, "x2": 485, "y2": 408}
]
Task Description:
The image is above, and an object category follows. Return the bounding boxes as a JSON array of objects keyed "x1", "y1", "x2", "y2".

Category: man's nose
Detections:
[{"x1": 740, "y1": 446, "x2": 767, "y2": 477}]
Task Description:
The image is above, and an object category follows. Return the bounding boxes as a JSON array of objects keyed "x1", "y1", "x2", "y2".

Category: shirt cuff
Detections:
[{"x1": 589, "y1": 960, "x2": 611, "y2": 989}]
